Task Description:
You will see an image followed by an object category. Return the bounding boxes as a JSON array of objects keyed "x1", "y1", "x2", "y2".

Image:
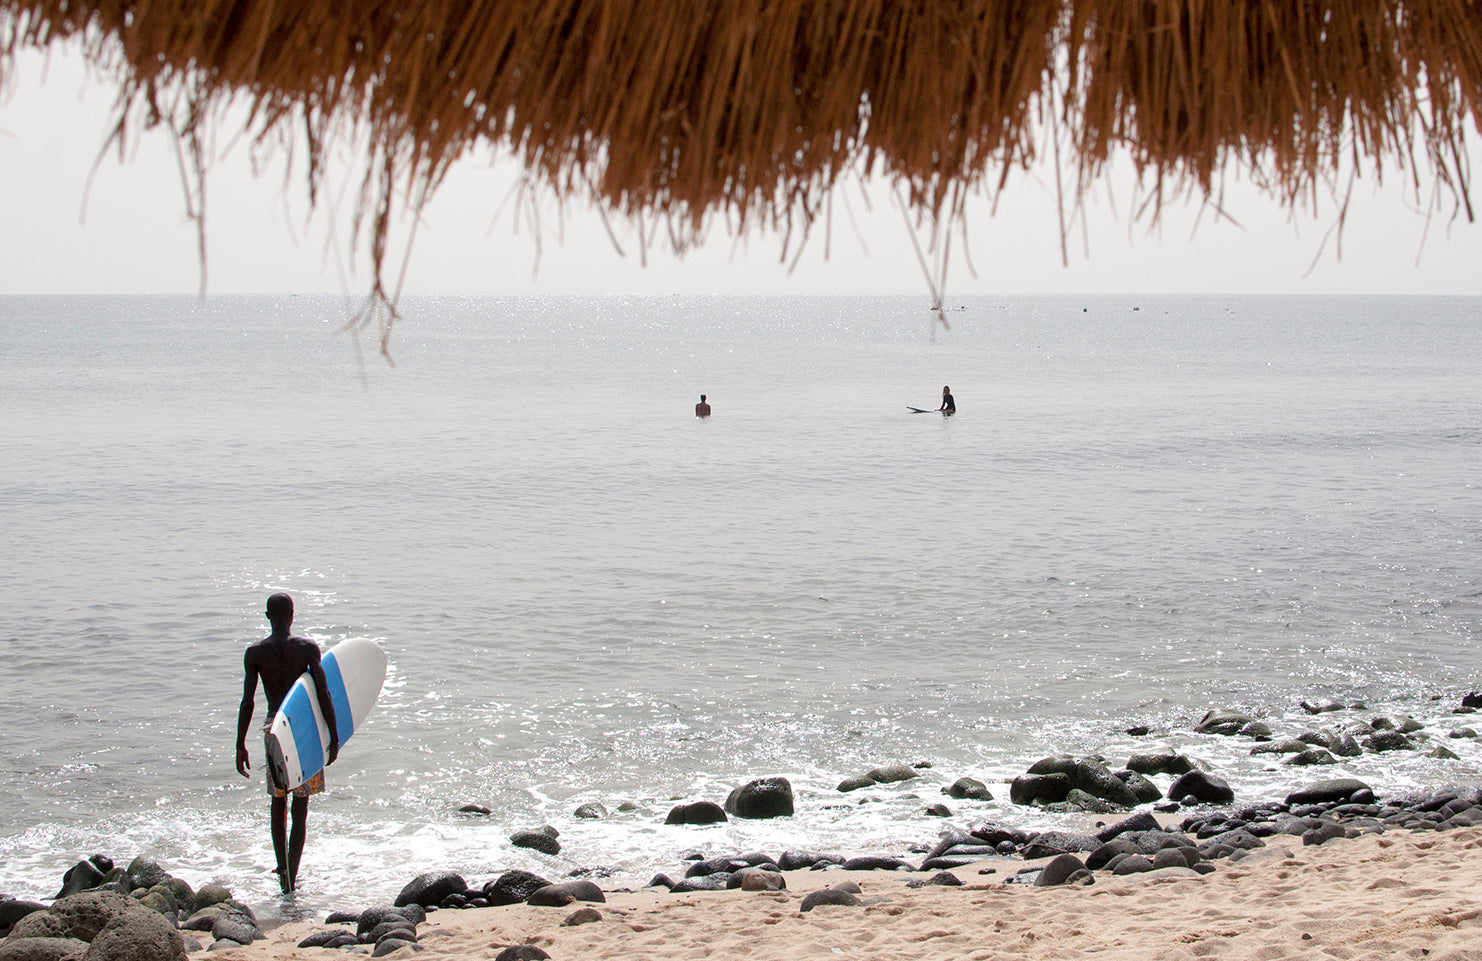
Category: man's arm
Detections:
[
  {"x1": 236, "y1": 649, "x2": 259, "y2": 777},
  {"x1": 306, "y1": 648, "x2": 340, "y2": 765}
]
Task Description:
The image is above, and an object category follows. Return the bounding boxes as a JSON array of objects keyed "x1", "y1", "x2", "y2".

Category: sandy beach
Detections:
[{"x1": 198, "y1": 825, "x2": 1482, "y2": 961}]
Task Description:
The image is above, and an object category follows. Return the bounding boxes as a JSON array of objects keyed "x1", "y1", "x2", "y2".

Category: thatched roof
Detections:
[{"x1": 3, "y1": 0, "x2": 1480, "y2": 326}]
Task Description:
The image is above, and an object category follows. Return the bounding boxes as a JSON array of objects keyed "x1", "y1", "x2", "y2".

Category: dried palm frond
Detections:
[{"x1": 3, "y1": 0, "x2": 1478, "y2": 341}]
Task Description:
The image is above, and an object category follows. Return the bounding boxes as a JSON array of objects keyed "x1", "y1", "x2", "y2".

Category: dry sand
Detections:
[{"x1": 208, "y1": 826, "x2": 1482, "y2": 960}]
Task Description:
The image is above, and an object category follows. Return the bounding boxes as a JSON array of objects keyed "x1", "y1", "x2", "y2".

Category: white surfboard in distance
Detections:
[{"x1": 265, "y1": 638, "x2": 387, "y2": 792}]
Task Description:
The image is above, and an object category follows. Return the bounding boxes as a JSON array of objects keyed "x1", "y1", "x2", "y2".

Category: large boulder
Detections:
[
  {"x1": 944, "y1": 777, "x2": 994, "y2": 801},
  {"x1": 664, "y1": 801, "x2": 728, "y2": 825},
  {"x1": 1086, "y1": 839, "x2": 1141, "y2": 871},
  {"x1": 724, "y1": 778, "x2": 795, "y2": 819},
  {"x1": 179, "y1": 901, "x2": 254, "y2": 934},
  {"x1": 1117, "y1": 770, "x2": 1164, "y2": 803},
  {"x1": 924, "y1": 830, "x2": 995, "y2": 866},
  {"x1": 510, "y1": 830, "x2": 561, "y2": 856},
  {"x1": 799, "y1": 889, "x2": 862, "y2": 912},
  {"x1": 52, "y1": 862, "x2": 107, "y2": 901},
  {"x1": 1298, "y1": 730, "x2": 1363, "y2": 757},
  {"x1": 1025, "y1": 755, "x2": 1081, "y2": 778},
  {"x1": 208, "y1": 915, "x2": 259, "y2": 946},
  {"x1": 356, "y1": 906, "x2": 424, "y2": 938},
  {"x1": 685, "y1": 855, "x2": 771, "y2": 879},
  {"x1": 155, "y1": 878, "x2": 194, "y2": 912},
  {"x1": 484, "y1": 871, "x2": 554, "y2": 906},
  {"x1": 1094, "y1": 811, "x2": 1161, "y2": 843},
  {"x1": 133, "y1": 889, "x2": 178, "y2": 919},
  {"x1": 1169, "y1": 771, "x2": 1235, "y2": 805},
  {"x1": 1194, "y1": 710, "x2": 1259, "y2": 736},
  {"x1": 19, "y1": 892, "x2": 139, "y2": 943},
  {"x1": 0, "y1": 901, "x2": 47, "y2": 938},
  {"x1": 299, "y1": 931, "x2": 359, "y2": 949},
  {"x1": 7, "y1": 914, "x2": 68, "y2": 941},
  {"x1": 1022, "y1": 757, "x2": 1139, "y2": 807},
  {"x1": 867, "y1": 765, "x2": 920, "y2": 784},
  {"x1": 1286, "y1": 749, "x2": 1337, "y2": 766},
  {"x1": 364, "y1": 920, "x2": 417, "y2": 945},
  {"x1": 191, "y1": 884, "x2": 232, "y2": 913},
  {"x1": 738, "y1": 870, "x2": 786, "y2": 892},
  {"x1": 0, "y1": 938, "x2": 89, "y2": 961},
  {"x1": 494, "y1": 948, "x2": 551, "y2": 961},
  {"x1": 670, "y1": 874, "x2": 729, "y2": 893},
  {"x1": 1020, "y1": 831, "x2": 1099, "y2": 858},
  {"x1": 1009, "y1": 773, "x2": 1072, "y2": 806},
  {"x1": 1125, "y1": 752, "x2": 1198, "y2": 776},
  {"x1": 1035, "y1": 854, "x2": 1092, "y2": 887},
  {"x1": 1285, "y1": 779, "x2": 1373, "y2": 806},
  {"x1": 1070, "y1": 760, "x2": 1140, "y2": 807},
  {"x1": 1251, "y1": 739, "x2": 1312, "y2": 756},
  {"x1": 121, "y1": 859, "x2": 169, "y2": 893},
  {"x1": 840, "y1": 856, "x2": 914, "y2": 872},
  {"x1": 394, "y1": 871, "x2": 469, "y2": 908},
  {"x1": 5, "y1": 891, "x2": 185, "y2": 961},
  {"x1": 1052, "y1": 790, "x2": 1124, "y2": 814},
  {"x1": 525, "y1": 881, "x2": 605, "y2": 908},
  {"x1": 832, "y1": 762, "x2": 925, "y2": 792},
  {"x1": 968, "y1": 823, "x2": 1026, "y2": 849},
  {"x1": 777, "y1": 851, "x2": 844, "y2": 871},
  {"x1": 1362, "y1": 731, "x2": 1415, "y2": 752}
]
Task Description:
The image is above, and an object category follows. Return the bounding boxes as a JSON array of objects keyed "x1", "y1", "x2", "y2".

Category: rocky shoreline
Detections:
[{"x1": 6, "y1": 700, "x2": 1482, "y2": 959}]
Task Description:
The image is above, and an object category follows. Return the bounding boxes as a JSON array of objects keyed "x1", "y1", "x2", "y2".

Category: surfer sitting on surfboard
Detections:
[
  {"x1": 235, "y1": 592, "x2": 339, "y2": 894},
  {"x1": 939, "y1": 386, "x2": 956, "y2": 415}
]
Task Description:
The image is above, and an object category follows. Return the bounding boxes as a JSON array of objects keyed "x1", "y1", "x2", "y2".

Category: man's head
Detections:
[
  {"x1": 700, "y1": 394, "x2": 706, "y2": 402},
  {"x1": 266, "y1": 593, "x2": 294, "y2": 630}
]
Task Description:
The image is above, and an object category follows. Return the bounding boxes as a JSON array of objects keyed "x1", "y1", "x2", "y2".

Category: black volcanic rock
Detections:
[{"x1": 725, "y1": 777, "x2": 795, "y2": 819}]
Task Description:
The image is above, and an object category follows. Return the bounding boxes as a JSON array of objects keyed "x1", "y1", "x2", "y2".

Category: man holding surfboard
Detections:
[{"x1": 235, "y1": 593, "x2": 339, "y2": 894}]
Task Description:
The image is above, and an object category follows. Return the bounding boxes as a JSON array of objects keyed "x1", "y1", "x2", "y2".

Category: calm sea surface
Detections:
[{"x1": 1, "y1": 293, "x2": 1479, "y2": 916}]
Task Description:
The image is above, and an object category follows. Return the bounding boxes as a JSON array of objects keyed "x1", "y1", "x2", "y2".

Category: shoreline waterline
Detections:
[{"x1": 8, "y1": 692, "x2": 1482, "y2": 924}]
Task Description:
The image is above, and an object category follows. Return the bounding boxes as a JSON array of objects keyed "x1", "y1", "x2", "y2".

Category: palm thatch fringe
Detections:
[{"x1": 4, "y1": 0, "x2": 1479, "y2": 342}]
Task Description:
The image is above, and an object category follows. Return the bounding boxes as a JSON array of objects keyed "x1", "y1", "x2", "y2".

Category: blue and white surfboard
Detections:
[{"x1": 265, "y1": 638, "x2": 387, "y2": 791}]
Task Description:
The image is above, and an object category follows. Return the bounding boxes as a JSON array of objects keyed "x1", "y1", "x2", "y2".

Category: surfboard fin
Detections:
[{"x1": 264, "y1": 734, "x2": 291, "y2": 793}]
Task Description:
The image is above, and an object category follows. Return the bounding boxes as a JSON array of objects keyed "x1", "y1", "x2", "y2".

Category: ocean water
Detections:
[{"x1": 1, "y1": 292, "x2": 1480, "y2": 917}]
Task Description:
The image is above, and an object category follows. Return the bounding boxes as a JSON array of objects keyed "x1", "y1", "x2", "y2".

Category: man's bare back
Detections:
[{"x1": 245, "y1": 634, "x2": 325, "y2": 715}]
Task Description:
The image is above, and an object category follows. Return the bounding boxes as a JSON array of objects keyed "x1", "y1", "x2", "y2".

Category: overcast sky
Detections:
[{"x1": 3, "y1": 46, "x2": 1481, "y2": 299}]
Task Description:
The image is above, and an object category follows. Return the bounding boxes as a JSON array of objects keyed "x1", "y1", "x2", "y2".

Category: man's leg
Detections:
[
  {"x1": 286, "y1": 795, "x2": 309, "y2": 892},
  {"x1": 269, "y1": 795, "x2": 290, "y2": 893}
]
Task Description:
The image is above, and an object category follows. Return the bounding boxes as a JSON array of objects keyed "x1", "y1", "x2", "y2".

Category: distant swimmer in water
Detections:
[
  {"x1": 938, "y1": 386, "x2": 956, "y2": 416},
  {"x1": 695, "y1": 394, "x2": 712, "y2": 418}
]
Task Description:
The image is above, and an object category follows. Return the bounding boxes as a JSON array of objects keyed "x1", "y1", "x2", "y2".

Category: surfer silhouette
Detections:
[
  {"x1": 695, "y1": 393, "x2": 711, "y2": 417},
  {"x1": 235, "y1": 592, "x2": 339, "y2": 894},
  {"x1": 938, "y1": 386, "x2": 956, "y2": 415}
]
